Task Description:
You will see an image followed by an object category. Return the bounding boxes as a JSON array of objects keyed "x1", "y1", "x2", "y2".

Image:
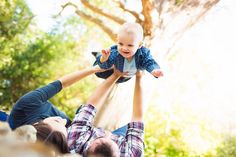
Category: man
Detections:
[{"x1": 67, "y1": 69, "x2": 145, "y2": 157}]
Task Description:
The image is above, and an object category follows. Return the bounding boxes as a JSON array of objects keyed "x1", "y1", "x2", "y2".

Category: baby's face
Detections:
[{"x1": 117, "y1": 32, "x2": 141, "y2": 60}]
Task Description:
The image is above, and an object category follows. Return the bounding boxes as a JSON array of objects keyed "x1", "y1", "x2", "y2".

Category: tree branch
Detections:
[
  {"x1": 75, "y1": 9, "x2": 117, "y2": 41},
  {"x1": 57, "y1": 2, "x2": 117, "y2": 42},
  {"x1": 115, "y1": 1, "x2": 143, "y2": 23},
  {"x1": 54, "y1": 2, "x2": 78, "y2": 17},
  {"x1": 80, "y1": 0, "x2": 125, "y2": 25}
]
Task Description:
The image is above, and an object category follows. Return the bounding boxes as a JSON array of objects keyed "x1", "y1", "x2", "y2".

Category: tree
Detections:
[
  {"x1": 58, "y1": 0, "x2": 220, "y2": 130},
  {"x1": 0, "y1": 37, "x2": 55, "y2": 108},
  {"x1": 0, "y1": 0, "x2": 34, "y2": 48},
  {"x1": 0, "y1": 0, "x2": 34, "y2": 109}
]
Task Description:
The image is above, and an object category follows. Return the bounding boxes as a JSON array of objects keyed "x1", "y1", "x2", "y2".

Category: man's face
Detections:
[{"x1": 117, "y1": 31, "x2": 141, "y2": 60}]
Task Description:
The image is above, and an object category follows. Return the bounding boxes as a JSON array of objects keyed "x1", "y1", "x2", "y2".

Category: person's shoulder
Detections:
[
  {"x1": 140, "y1": 46, "x2": 150, "y2": 53},
  {"x1": 109, "y1": 45, "x2": 120, "y2": 58},
  {"x1": 110, "y1": 45, "x2": 118, "y2": 50},
  {"x1": 110, "y1": 45, "x2": 119, "y2": 53},
  {"x1": 135, "y1": 46, "x2": 150, "y2": 57}
]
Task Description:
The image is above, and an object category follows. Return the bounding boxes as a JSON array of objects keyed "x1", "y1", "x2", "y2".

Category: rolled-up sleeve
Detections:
[
  {"x1": 120, "y1": 122, "x2": 145, "y2": 157},
  {"x1": 67, "y1": 104, "x2": 97, "y2": 154}
]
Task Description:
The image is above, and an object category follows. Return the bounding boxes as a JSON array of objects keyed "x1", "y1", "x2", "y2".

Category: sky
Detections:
[{"x1": 26, "y1": 0, "x2": 77, "y2": 31}]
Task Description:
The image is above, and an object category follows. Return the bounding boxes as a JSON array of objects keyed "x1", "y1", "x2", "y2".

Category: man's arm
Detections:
[
  {"x1": 19, "y1": 66, "x2": 104, "y2": 104},
  {"x1": 120, "y1": 71, "x2": 145, "y2": 157},
  {"x1": 132, "y1": 71, "x2": 144, "y2": 122},
  {"x1": 86, "y1": 68, "x2": 123, "y2": 107},
  {"x1": 67, "y1": 69, "x2": 123, "y2": 153},
  {"x1": 59, "y1": 66, "x2": 105, "y2": 89}
]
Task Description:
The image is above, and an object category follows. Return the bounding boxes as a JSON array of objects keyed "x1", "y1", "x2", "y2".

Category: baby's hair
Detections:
[{"x1": 118, "y1": 22, "x2": 144, "y2": 42}]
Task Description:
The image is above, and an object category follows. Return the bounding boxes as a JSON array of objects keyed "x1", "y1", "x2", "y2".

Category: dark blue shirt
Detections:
[{"x1": 8, "y1": 80, "x2": 71, "y2": 130}]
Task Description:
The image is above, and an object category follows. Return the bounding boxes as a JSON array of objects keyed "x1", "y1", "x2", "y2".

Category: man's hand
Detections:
[
  {"x1": 136, "y1": 70, "x2": 144, "y2": 78},
  {"x1": 92, "y1": 65, "x2": 112, "y2": 73},
  {"x1": 151, "y1": 69, "x2": 164, "y2": 78},
  {"x1": 100, "y1": 49, "x2": 110, "y2": 63},
  {"x1": 113, "y1": 67, "x2": 128, "y2": 78}
]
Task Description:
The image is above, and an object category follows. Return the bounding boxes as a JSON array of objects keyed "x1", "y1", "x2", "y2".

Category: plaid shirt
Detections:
[
  {"x1": 67, "y1": 104, "x2": 144, "y2": 157},
  {"x1": 93, "y1": 45, "x2": 160, "y2": 83}
]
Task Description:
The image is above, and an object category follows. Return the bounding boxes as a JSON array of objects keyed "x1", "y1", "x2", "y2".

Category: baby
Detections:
[{"x1": 93, "y1": 22, "x2": 163, "y2": 83}]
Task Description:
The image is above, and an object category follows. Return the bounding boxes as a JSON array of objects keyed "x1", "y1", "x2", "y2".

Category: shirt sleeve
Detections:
[
  {"x1": 9, "y1": 80, "x2": 63, "y2": 129},
  {"x1": 67, "y1": 104, "x2": 97, "y2": 153},
  {"x1": 18, "y1": 80, "x2": 62, "y2": 104},
  {"x1": 120, "y1": 122, "x2": 145, "y2": 157},
  {"x1": 140, "y1": 47, "x2": 160, "y2": 73}
]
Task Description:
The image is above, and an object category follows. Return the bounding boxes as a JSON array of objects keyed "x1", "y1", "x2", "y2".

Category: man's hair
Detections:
[
  {"x1": 33, "y1": 121, "x2": 69, "y2": 154},
  {"x1": 118, "y1": 22, "x2": 144, "y2": 42},
  {"x1": 84, "y1": 138, "x2": 119, "y2": 157}
]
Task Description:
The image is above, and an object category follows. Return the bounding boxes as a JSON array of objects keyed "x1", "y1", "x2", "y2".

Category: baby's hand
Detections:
[
  {"x1": 151, "y1": 69, "x2": 164, "y2": 78},
  {"x1": 100, "y1": 49, "x2": 110, "y2": 63}
]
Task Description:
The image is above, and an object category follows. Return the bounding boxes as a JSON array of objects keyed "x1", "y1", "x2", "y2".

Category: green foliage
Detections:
[
  {"x1": 145, "y1": 107, "x2": 189, "y2": 157},
  {"x1": 1, "y1": 33, "x2": 64, "y2": 109},
  {"x1": 0, "y1": 0, "x2": 99, "y2": 111},
  {"x1": 0, "y1": 0, "x2": 33, "y2": 43},
  {"x1": 144, "y1": 105, "x2": 222, "y2": 157},
  {"x1": 216, "y1": 136, "x2": 236, "y2": 157},
  {"x1": 0, "y1": 0, "x2": 15, "y2": 17}
]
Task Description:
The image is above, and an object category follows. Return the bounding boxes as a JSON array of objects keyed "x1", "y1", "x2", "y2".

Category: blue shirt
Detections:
[
  {"x1": 123, "y1": 57, "x2": 137, "y2": 77},
  {"x1": 8, "y1": 80, "x2": 71, "y2": 130},
  {"x1": 93, "y1": 45, "x2": 160, "y2": 83}
]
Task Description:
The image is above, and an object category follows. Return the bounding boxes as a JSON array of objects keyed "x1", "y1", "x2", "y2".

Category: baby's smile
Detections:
[{"x1": 122, "y1": 51, "x2": 130, "y2": 54}]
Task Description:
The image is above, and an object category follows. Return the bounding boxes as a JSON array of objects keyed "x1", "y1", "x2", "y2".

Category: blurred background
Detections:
[{"x1": 1, "y1": 0, "x2": 236, "y2": 156}]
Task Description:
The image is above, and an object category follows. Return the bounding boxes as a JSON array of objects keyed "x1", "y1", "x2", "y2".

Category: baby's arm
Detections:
[
  {"x1": 141, "y1": 48, "x2": 163, "y2": 78},
  {"x1": 95, "y1": 47, "x2": 116, "y2": 69},
  {"x1": 100, "y1": 49, "x2": 110, "y2": 63}
]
